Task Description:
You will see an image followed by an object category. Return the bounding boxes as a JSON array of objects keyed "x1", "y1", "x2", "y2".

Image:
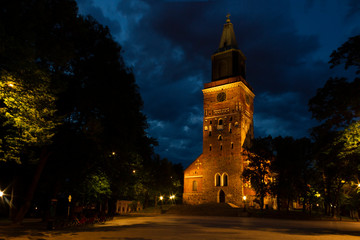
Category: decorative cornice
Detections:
[
  {"x1": 202, "y1": 81, "x2": 255, "y2": 97},
  {"x1": 185, "y1": 175, "x2": 203, "y2": 179}
]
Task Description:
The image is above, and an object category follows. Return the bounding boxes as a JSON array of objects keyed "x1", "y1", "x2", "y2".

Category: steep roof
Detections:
[{"x1": 218, "y1": 15, "x2": 238, "y2": 51}]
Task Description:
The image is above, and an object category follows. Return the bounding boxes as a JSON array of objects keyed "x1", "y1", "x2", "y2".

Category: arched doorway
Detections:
[{"x1": 219, "y1": 190, "x2": 225, "y2": 203}]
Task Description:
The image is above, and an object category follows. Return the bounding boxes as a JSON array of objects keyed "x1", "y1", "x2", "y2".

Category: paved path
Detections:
[{"x1": 1, "y1": 215, "x2": 360, "y2": 239}]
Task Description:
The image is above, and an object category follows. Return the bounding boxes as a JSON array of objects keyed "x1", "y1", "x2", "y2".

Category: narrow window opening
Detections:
[
  {"x1": 192, "y1": 181, "x2": 198, "y2": 191},
  {"x1": 217, "y1": 118, "x2": 224, "y2": 130},
  {"x1": 223, "y1": 174, "x2": 228, "y2": 186},
  {"x1": 215, "y1": 174, "x2": 221, "y2": 186}
]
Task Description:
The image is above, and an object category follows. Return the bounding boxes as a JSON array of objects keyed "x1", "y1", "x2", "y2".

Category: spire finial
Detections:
[{"x1": 226, "y1": 13, "x2": 231, "y2": 23}]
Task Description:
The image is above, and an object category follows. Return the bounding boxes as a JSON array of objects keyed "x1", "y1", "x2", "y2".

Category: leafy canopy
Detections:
[{"x1": 0, "y1": 70, "x2": 57, "y2": 163}]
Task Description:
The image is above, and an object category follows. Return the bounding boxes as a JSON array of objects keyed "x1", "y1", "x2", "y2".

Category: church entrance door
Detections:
[{"x1": 219, "y1": 190, "x2": 225, "y2": 203}]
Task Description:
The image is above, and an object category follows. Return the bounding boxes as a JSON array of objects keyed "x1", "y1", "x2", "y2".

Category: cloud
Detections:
[{"x1": 75, "y1": 0, "x2": 358, "y2": 166}]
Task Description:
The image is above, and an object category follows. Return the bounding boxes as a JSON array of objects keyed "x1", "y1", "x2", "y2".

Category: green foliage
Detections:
[
  {"x1": 336, "y1": 121, "x2": 360, "y2": 158},
  {"x1": 76, "y1": 170, "x2": 112, "y2": 205},
  {"x1": 0, "y1": 70, "x2": 57, "y2": 163}
]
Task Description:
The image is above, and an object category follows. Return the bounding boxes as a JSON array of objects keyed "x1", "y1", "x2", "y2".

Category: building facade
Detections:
[{"x1": 183, "y1": 17, "x2": 255, "y2": 206}]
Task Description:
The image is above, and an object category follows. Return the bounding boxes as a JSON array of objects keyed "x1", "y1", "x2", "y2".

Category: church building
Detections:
[{"x1": 183, "y1": 16, "x2": 255, "y2": 206}]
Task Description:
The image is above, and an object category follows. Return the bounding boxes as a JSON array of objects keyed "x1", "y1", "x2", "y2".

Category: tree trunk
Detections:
[
  {"x1": 13, "y1": 148, "x2": 51, "y2": 224},
  {"x1": 302, "y1": 193, "x2": 306, "y2": 213},
  {"x1": 277, "y1": 195, "x2": 281, "y2": 211}
]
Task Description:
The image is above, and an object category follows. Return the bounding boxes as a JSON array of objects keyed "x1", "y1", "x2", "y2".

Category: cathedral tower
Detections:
[{"x1": 183, "y1": 16, "x2": 255, "y2": 206}]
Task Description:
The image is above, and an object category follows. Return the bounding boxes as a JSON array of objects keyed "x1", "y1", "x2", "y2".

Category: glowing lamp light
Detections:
[
  {"x1": 159, "y1": 196, "x2": 163, "y2": 201},
  {"x1": 133, "y1": 170, "x2": 136, "y2": 174},
  {"x1": 242, "y1": 196, "x2": 247, "y2": 201},
  {"x1": 8, "y1": 83, "x2": 14, "y2": 88},
  {"x1": 170, "y1": 195, "x2": 175, "y2": 200},
  {"x1": 0, "y1": 191, "x2": 3, "y2": 197},
  {"x1": 358, "y1": 183, "x2": 360, "y2": 188}
]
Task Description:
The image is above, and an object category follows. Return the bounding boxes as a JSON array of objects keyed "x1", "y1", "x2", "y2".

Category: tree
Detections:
[
  {"x1": 0, "y1": 0, "x2": 155, "y2": 222},
  {"x1": 0, "y1": 70, "x2": 57, "y2": 163},
  {"x1": 242, "y1": 137, "x2": 273, "y2": 210},
  {"x1": 308, "y1": 35, "x2": 360, "y2": 217},
  {"x1": 271, "y1": 137, "x2": 314, "y2": 212},
  {"x1": 336, "y1": 121, "x2": 360, "y2": 159}
]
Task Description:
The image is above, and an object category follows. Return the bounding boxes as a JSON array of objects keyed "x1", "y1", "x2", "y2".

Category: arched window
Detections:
[
  {"x1": 218, "y1": 135, "x2": 222, "y2": 141},
  {"x1": 220, "y1": 144, "x2": 222, "y2": 150},
  {"x1": 192, "y1": 181, "x2": 198, "y2": 191},
  {"x1": 215, "y1": 173, "x2": 221, "y2": 186},
  {"x1": 217, "y1": 118, "x2": 224, "y2": 130},
  {"x1": 222, "y1": 173, "x2": 228, "y2": 186},
  {"x1": 229, "y1": 123, "x2": 232, "y2": 133},
  {"x1": 209, "y1": 144, "x2": 212, "y2": 151},
  {"x1": 231, "y1": 142, "x2": 234, "y2": 149},
  {"x1": 209, "y1": 126, "x2": 212, "y2": 136}
]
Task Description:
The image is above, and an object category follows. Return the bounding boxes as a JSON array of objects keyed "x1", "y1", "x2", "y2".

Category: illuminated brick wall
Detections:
[{"x1": 183, "y1": 76, "x2": 255, "y2": 206}]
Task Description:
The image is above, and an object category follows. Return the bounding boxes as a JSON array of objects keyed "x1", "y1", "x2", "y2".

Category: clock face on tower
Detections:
[{"x1": 217, "y1": 92, "x2": 226, "y2": 102}]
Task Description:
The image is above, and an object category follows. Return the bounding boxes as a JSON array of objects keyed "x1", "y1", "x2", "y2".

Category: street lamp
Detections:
[
  {"x1": 0, "y1": 190, "x2": 3, "y2": 197},
  {"x1": 243, "y1": 195, "x2": 247, "y2": 212},
  {"x1": 169, "y1": 195, "x2": 175, "y2": 205}
]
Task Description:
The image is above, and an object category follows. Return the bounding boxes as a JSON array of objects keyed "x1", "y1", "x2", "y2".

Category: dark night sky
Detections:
[{"x1": 75, "y1": 0, "x2": 360, "y2": 167}]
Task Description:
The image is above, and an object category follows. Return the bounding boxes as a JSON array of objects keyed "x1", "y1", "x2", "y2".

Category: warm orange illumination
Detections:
[
  {"x1": 242, "y1": 195, "x2": 247, "y2": 201},
  {"x1": 170, "y1": 195, "x2": 175, "y2": 200},
  {"x1": 0, "y1": 191, "x2": 3, "y2": 197},
  {"x1": 8, "y1": 83, "x2": 14, "y2": 88},
  {"x1": 133, "y1": 170, "x2": 136, "y2": 174},
  {"x1": 112, "y1": 152, "x2": 116, "y2": 155},
  {"x1": 358, "y1": 183, "x2": 360, "y2": 188},
  {"x1": 159, "y1": 196, "x2": 163, "y2": 201}
]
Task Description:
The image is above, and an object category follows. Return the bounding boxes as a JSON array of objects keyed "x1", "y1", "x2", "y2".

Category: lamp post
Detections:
[
  {"x1": 243, "y1": 195, "x2": 247, "y2": 212},
  {"x1": 68, "y1": 195, "x2": 72, "y2": 217}
]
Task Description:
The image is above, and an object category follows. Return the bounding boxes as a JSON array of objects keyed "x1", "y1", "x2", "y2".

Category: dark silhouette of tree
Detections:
[
  {"x1": 271, "y1": 137, "x2": 315, "y2": 212},
  {"x1": 242, "y1": 137, "x2": 273, "y2": 210}
]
